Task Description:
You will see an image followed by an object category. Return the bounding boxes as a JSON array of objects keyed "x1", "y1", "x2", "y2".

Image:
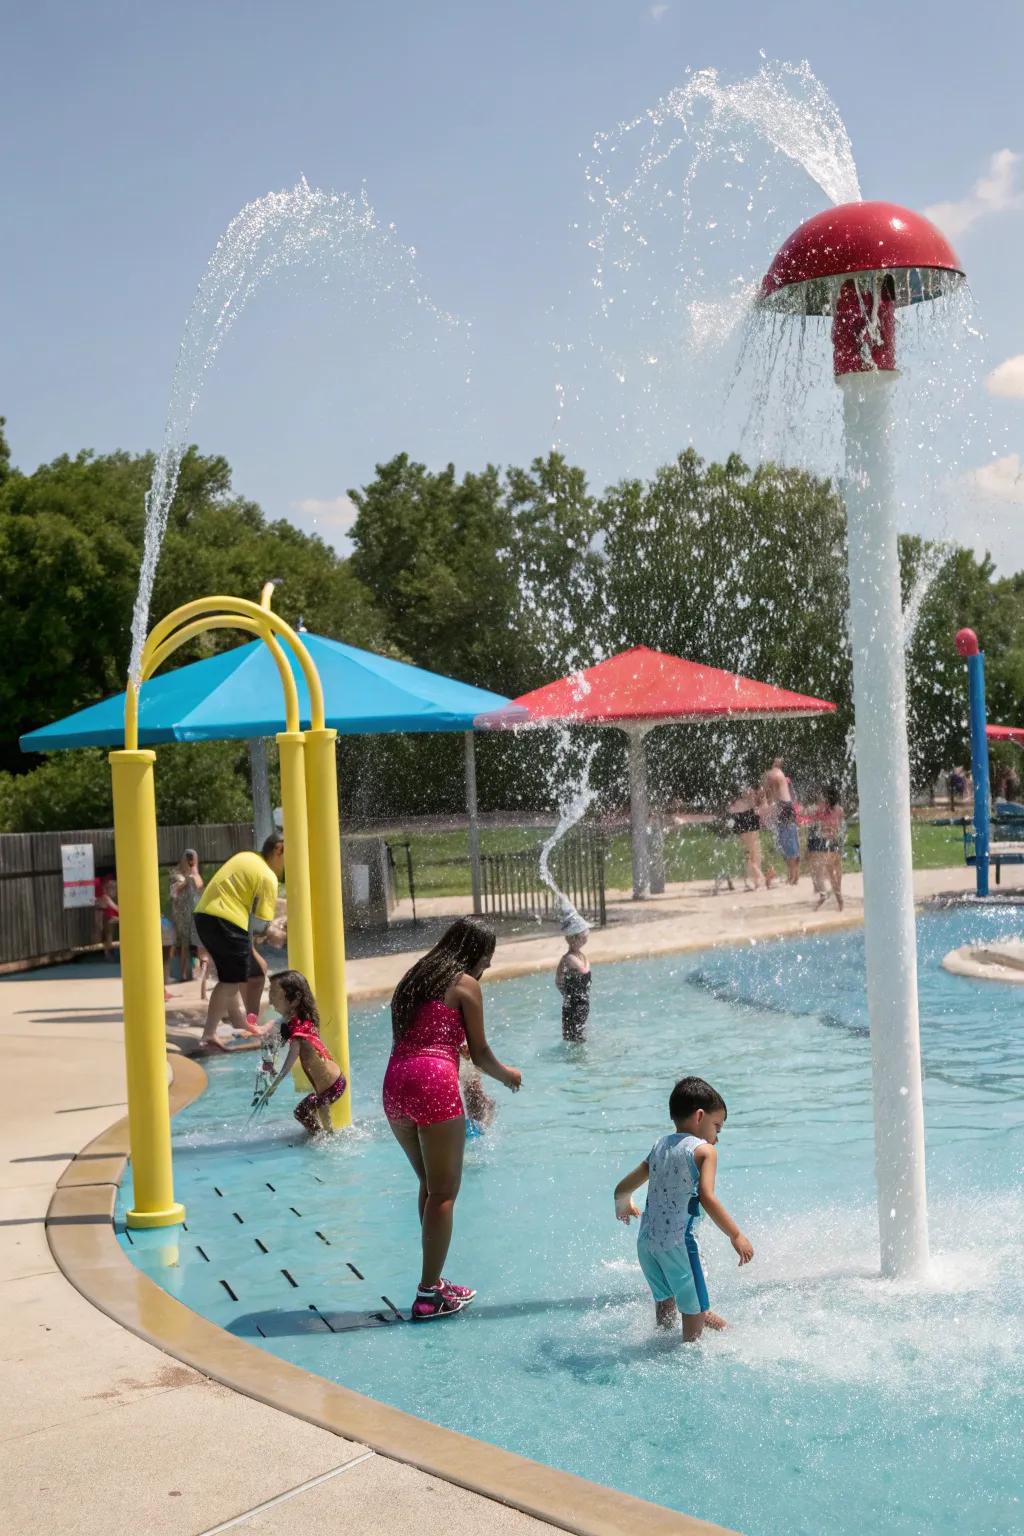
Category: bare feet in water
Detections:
[{"x1": 704, "y1": 1311, "x2": 728, "y2": 1330}]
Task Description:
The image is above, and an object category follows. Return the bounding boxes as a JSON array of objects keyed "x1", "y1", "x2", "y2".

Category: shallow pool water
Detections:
[{"x1": 119, "y1": 906, "x2": 1024, "y2": 1535}]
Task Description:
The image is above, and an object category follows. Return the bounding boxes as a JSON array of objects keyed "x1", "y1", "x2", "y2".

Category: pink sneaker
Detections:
[
  {"x1": 439, "y1": 1278, "x2": 477, "y2": 1304},
  {"x1": 410, "y1": 1285, "x2": 464, "y2": 1322}
]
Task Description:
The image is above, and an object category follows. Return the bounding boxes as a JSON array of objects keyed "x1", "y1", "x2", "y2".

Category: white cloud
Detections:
[
  {"x1": 967, "y1": 453, "x2": 1024, "y2": 504},
  {"x1": 288, "y1": 494, "x2": 358, "y2": 552},
  {"x1": 649, "y1": 3, "x2": 670, "y2": 18},
  {"x1": 925, "y1": 149, "x2": 1024, "y2": 241},
  {"x1": 986, "y1": 355, "x2": 1024, "y2": 399}
]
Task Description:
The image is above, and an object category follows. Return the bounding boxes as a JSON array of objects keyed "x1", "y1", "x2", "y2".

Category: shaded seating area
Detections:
[{"x1": 483, "y1": 645, "x2": 835, "y2": 899}]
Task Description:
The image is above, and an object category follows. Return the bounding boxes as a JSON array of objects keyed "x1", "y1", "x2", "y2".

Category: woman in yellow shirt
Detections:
[{"x1": 193, "y1": 835, "x2": 285, "y2": 1051}]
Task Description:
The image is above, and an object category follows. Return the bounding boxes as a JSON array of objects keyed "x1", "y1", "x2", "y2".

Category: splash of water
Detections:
[
  {"x1": 537, "y1": 720, "x2": 600, "y2": 914},
  {"x1": 129, "y1": 177, "x2": 463, "y2": 682},
  {"x1": 902, "y1": 539, "x2": 953, "y2": 653},
  {"x1": 583, "y1": 57, "x2": 860, "y2": 361}
]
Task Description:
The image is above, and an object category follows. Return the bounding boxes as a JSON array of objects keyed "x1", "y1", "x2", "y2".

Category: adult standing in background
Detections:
[
  {"x1": 764, "y1": 757, "x2": 801, "y2": 885},
  {"x1": 727, "y1": 785, "x2": 774, "y2": 890},
  {"x1": 193, "y1": 834, "x2": 285, "y2": 1051},
  {"x1": 169, "y1": 848, "x2": 203, "y2": 983},
  {"x1": 809, "y1": 785, "x2": 846, "y2": 911}
]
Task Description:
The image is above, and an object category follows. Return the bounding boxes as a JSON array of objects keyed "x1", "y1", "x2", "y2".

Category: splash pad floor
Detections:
[{"x1": 119, "y1": 904, "x2": 1024, "y2": 1536}]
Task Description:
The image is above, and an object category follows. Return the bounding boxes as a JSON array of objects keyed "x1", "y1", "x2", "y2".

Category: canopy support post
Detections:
[
  {"x1": 627, "y1": 727, "x2": 651, "y2": 900},
  {"x1": 249, "y1": 738, "x2": 274, "y2": 846},
  {"x1": 465, "y1": 731, "x2": 482, "y2": 914}
]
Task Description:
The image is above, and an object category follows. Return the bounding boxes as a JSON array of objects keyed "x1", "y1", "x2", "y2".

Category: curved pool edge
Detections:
[{"x1": 46, "y1": 1053, "x2": 737, "y2": 1536}]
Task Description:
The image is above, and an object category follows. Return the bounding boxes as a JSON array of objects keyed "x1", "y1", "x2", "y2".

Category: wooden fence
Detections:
[
  {"x1": 479, "y1": 825, "x2": 606, "y2": 926},
  {"x1": 0, "y1": 822, "x2": 253, "y2": 968}
]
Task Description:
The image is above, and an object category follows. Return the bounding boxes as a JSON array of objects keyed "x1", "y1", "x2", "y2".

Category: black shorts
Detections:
[{"x1": 193, "y1": 914, "x2": 261, "y2": 984}]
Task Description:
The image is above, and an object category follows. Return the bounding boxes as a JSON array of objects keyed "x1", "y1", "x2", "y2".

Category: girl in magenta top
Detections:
[{"x1": 383, "y1": 917, "x2": 521, "y2": 1321}]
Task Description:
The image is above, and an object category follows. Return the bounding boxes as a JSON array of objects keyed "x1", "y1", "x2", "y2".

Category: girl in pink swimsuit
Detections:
[
  {"x1": 260, "y1": 971, "x2": 346, "y2": 1136},
  {"x1": 383, "y1": 917, "x2": 522, "y2": 1321}
]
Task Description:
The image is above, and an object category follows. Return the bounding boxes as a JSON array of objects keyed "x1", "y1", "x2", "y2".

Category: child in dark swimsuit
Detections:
[
  {"x1": 260, "y1": 970, "x2": 346, "y2": 1136},
  {"x1": 555, "y1": 907, "x2": 592, "y2": 1041}
]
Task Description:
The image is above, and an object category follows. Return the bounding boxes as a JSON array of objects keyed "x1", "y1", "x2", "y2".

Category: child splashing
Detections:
[
  {"x1": 258, "y1": 970, "x2": 346, "y2": 1136},
  {"x1": 555, "y1": 905, "x2": 592, "y2": 1041},
  {"x1": 614, "y1": 1076, "x2": 753, "y2": 1342}
]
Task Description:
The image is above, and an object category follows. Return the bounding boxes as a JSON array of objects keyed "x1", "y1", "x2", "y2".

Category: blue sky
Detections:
[{"x1": 4, "y1": 0, "x2": 1024, "y2": 567}]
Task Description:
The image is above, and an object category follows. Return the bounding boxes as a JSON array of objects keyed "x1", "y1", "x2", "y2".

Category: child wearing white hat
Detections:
[{"x1": 555, "y1": 905, "x2": 592, "y2": 1041}]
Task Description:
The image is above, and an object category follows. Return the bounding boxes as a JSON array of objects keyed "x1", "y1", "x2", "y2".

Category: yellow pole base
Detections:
[{"x1": 126, "y1": 1201, "x2": 186, "y2": 1231}]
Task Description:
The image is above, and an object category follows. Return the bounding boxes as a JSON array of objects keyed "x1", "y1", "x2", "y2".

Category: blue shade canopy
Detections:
[{"x1": 20, "y1": 634, "x2": 521, "y2": 752}]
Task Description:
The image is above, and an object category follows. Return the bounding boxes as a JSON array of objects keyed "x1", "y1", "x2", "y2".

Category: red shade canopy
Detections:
[
  {"x1": 483, "y1": 646, "x2": 835, "y2": 729},
  {"x1": 987, "y1": 724, "x2": 1024, "y2": 748},
  {"x1": 760, "y1": 201, "x2": 964, "y2": 315}
]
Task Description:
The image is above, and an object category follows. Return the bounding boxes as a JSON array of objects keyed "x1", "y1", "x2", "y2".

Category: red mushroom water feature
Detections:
[{"x1": 761, "y1": 203, "x2": 965, "y2": 1279}]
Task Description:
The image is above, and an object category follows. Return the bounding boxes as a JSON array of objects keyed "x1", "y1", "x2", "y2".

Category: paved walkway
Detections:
[
  {"x1": 162, "y1": 863, "x2": 979, "y2": 1017},
  {"x1": 0, "y1": 864, "x2": 981, "y2": 1533}
]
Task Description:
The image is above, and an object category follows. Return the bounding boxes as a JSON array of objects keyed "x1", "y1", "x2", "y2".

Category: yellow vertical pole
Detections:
[
  {"x1": 109, "y1": 749, "x2": 185, "y2": 1229},
  {"x1": 304, "y1": 727, "x2": 351, "y2": 1126},
  {"x1": 276, "y1": 732, "x2": 316, "y2": 986},
  {"x1": 277, "y1": 730, "x2": 316, "y2": 1092}
]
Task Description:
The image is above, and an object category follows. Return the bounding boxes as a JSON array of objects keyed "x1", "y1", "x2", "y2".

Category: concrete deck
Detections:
[{"x1": 0, "y1": 864, "x2": 983, "y2": 1534}]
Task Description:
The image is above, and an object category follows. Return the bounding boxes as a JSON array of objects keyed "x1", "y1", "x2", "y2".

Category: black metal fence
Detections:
[{"x1": 479, "y1": 825, "x2": 606, "y2": 926}]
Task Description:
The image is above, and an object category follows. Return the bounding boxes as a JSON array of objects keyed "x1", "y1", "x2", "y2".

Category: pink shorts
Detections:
[{"x1": 382, "y1": 1053, "x2": 464, "y2": 1126}]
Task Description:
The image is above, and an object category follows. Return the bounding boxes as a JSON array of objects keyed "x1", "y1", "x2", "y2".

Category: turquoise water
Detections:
[{"x1": 119, "y1": 907, "x2": 1024, "y2": 1535}]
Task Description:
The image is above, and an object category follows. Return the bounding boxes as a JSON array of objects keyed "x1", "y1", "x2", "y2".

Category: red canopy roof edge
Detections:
[
  {"x1": 987, "y1": 724, "x2": 1024, "y2": 747},
  {"x1": 480, "y1": 646, "x2": 835, "y2": 728}
]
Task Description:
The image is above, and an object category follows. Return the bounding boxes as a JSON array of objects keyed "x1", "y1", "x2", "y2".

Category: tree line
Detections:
[{"x1": 2, "y1": 412, "x2": 1022, "y2": 833}]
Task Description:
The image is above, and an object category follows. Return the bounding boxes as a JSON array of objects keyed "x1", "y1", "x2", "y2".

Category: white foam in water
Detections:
[
  {"x1": 129, "y1": 178, "x2": 464, "y2": 682},
  {"x1": 712, "y1": 1196, "x2": 1024, "y2": 1392}
]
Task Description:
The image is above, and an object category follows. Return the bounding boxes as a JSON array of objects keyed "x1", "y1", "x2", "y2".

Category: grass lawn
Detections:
[{"x1": 385, "y1": 819, "x2": 967, "y2": 900}]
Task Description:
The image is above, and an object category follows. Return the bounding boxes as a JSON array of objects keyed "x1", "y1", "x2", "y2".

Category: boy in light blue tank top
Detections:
[{"x1": 614, "y1": 1076, "x2": 754, "y2": 1342}]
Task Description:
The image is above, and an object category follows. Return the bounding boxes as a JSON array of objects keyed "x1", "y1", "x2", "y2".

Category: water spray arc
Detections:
[
  {"x1": 112, "y1": 595, "x2": 351, "y2": 1226},
  {"x1": 760, "y1": 201, "x2": 964, "y2": 1278}
]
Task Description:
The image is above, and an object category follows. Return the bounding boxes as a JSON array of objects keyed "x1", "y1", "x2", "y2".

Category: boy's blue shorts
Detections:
[
  {"x1": 637, "y1": 1234, "x2": 709, "y2": 1316},
  {"x1": 776, "y1": 820, "x2": 800, "y2": 860}
]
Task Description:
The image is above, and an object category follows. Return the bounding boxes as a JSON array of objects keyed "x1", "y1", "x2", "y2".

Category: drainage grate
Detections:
[
  {"x1": 196, "y1": 1245, "x2": 210, "y2": 1263},
  {"x1": 347, "y1": 1262, "x2": 364, "y2": 1280},
  {"x1": 254, "y1": 1237, "x2": 269, "y2": 1254},
  {"x1": 281, "y1": 1268, "x2": 298, "y2": 1289},
  {"x1": 220, "y1": 1279, "x2": 239, "y2": 1302}
]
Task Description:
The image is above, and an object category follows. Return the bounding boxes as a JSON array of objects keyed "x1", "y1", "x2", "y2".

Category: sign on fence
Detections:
[{"x1": 60, "y1": 843, "x2": 95, "y2": 909}]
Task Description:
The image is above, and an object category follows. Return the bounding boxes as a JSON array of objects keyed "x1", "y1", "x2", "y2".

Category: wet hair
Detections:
[
  {"x1": 261, "y1": 833, "x2": 284, "y2": 861},
  {"x1": 391, "y1": 917, "x2": 496, "y2": 1040},
  {"x1": 270, "y1": 970, "x2": 319, "y2": 1036},
  {"x1": 669, "y1": 1076, "x2": 727, "y2": 1122},
  {"x1": 823, "y1": 783, "x2": 842, "y2": 809}
]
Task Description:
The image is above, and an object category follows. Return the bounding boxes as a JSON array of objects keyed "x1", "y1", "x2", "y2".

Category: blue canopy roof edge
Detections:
[{"x1": 20, "y1": 634, "x2": 525, "y2": 753}]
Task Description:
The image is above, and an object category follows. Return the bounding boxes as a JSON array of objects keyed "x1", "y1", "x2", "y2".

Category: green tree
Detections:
[
  {"x1": 349, "y1": 453, "x2": 526, "y2": 691},
  {"x1": 0, "y1": 741, "x2": 257, "y2": 833},
  {"x1": 1, "y1": 439, "x2": 386, "y2": 772},
  {"x1": 598, "y1": 451, "x2": 852, "y2": 804},
  {"x1": 0, "y1": 416, "x2": 12, "y2": 486}
]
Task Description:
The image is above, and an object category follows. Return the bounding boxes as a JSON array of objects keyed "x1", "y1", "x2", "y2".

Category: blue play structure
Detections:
[{"x1": 956, "y1": 628, "x2": 1024, "y2": 894}]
